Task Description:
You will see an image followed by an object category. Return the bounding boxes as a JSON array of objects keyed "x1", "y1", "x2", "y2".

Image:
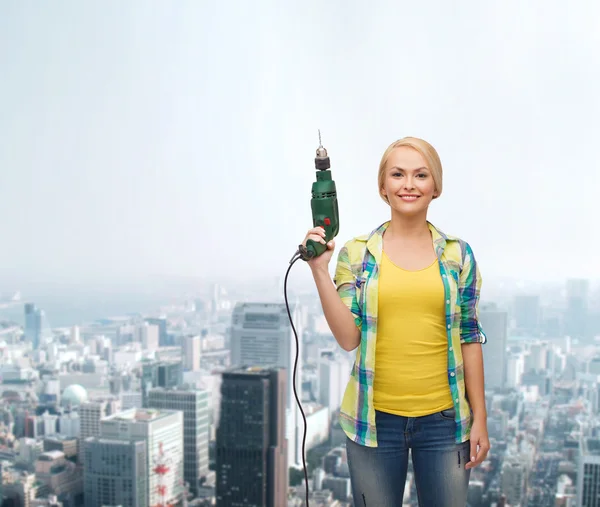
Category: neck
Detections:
[{"x1": 385, "y1": 210, "x2": 430, "y2": 240}]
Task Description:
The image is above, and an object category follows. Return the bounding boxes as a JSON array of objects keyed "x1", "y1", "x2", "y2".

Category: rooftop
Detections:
[
  {"x1": 224, "y1": 365, "x2": 283, "y2": 376},
  {"x1": 104, "y1": 408, "x2": 175, "y2": 423},
  {"x1": 38, "y1": 450, "x2": 64, "y2": 461},
  {"x1": 44, "y1": 435, "x2": 77, "y2": 442}
]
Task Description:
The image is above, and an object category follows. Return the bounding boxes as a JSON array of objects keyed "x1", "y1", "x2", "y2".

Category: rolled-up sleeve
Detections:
[
  {"x1": 459, "y1": 242, "x2": 487, "y2": 344},
  {"x1": 333, "y1": 244, "x2": 363, "y2": 331}
]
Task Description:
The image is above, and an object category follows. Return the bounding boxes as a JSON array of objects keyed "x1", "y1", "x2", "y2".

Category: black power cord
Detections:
[{"x1": 284, "y1": 250, "x2": 310, "y2": 507}]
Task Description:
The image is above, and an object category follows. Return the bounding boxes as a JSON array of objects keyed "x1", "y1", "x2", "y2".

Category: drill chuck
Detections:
[{"x1": 315, "y1": 146, "x2": 330, "y2": 171}]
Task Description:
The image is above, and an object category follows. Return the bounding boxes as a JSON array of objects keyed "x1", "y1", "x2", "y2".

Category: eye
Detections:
[
  {"x1": 417, "y1": 173, "x2": 428, "y2": 178},
  {"x1": 392, "y1": 172, "x2": 403, "y2": 177}
]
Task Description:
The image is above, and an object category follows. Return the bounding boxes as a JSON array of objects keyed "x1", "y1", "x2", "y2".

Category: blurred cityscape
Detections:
[{"x1": 0, "y1": 275, "x2": 599, "y2": 507}]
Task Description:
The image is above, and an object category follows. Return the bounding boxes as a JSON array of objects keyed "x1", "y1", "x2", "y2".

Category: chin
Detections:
[
  {"x1": 390, "y1": 200, "x2": 429, "y2": 212},
  {"x1": 392, "y1": 206, "x2": 426, "y2": 216}
]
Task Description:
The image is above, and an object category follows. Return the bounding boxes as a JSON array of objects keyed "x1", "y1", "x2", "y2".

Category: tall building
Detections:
[
  {"x1": 24, "y1": 303, "x2": 43, "y2": 350},
  {"x1": 216, "y1": 366, "x2": 288, "y2": 507},
  {"x1": 100, "y1": 408, "x2": 184, "y2": 506},
  {"x1": 480, "y1": 304, "x2": 508, "y2": 390},
  {"x1": 84, "y1": 438, "x2": 147, "y2": 507},
  {"x1": 525, "y1": 341, "x2": 549, "y2": 373},
  {"x1": 145, "y1": 316, "x2": 169, "y2": 346},
  {"x1": 80, "y1": 401, "x2": 111, "y2": 442},
  {"x1": 230, "y1": 302, "x2": 303, "y2": 467},
  {"x1": 140, "y1": 359, "x2": 183, "y2": 407},
  {"x1": 147, "y1": 387, "x2": 210, "y2": 495},
  {"x1": 566, "y1": 278, "x2": 590, "y2": 339},
  {"x1": 513, "y1": 294, "x2": 540, "y2": 335},
  {"x1": 318, "y1": 350, "x2": 351, "y2": 413},
  {"x1": 501, "y1": 460, "x2": 526, "y2": 505},
  {"x1": 136, "y1": 323, "x2": 160, "y2": 351},
  {"x1": 79, "y1": 400, "x2": 118, "y2": 462},
  {"x1": 182, "y1": 335, "x2": 201, "y2": 371},
  {"x1": 505, "y1": 353, "x2": 525, "y2": 388},
  {"x1": 578, "y1": 437, "x2": 600, "y2": 507}
]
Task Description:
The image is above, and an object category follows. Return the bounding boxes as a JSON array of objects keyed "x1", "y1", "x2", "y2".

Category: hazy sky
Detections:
[{"x1": 1, "y1": 1, "x2": 599, "y2": 289}]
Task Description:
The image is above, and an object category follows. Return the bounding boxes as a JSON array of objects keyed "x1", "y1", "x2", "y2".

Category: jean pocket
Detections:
[{"x1": 439, "y1": 407, "x2": 456, "y2": 420}]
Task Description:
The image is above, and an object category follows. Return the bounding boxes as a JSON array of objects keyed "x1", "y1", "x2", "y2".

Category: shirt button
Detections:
[
  {"x1": 449, "y1": 347, "x2": 453, "y2": 351},
  {"x1": 456, "y1": 398, "x2": 459, "y2": 402},
  {"x1": 447, "y1": 324, "x2": 451, "y2": 329},
  {"x1": 450, "y1": 372, "x2": 455, "y2": 377},
  {"x1": 446, "y1": 300, "x2": 450, "y2": 304}
]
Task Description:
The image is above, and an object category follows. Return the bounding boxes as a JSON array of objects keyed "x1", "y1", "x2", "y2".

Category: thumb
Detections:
[{"x1": 327, "y1": 240, "x2": 335, "y2": 250}]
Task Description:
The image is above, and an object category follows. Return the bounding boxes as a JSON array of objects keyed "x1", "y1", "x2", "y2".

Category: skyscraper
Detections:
[
  {"x1": 578, "y1": 437, "x2": 600, "y2": 507},
  {"x1": 480, "y1": 304, "x2": 508, "y2": 390},
  {"x1": 79, "y1": 400, "x2": 118, "y2": 464},
  {"x1": 100, "y1": 408, "x2": 184, "y2": 506},
  {"x1": 135, "y1": 322, "x2": 160, "y2": 351},
  {"x1": 145, "y1": 316, "x2": 169, "y2": 346},
  {"x1": 513, "y1": 294, "x2": 540, "y2": 335},
  {"x1": 182, "y1": 335, "x2": 201, "y2": 371},
  {"x1": 229, "y1": 302, "x2": 303, "y2": 467},
  {"x1": 83, "y1": 438, "x2": 147, "y2": 507},
  {"x1": 216, "y1": 366, "x2": 288, "y2": 507},
  {"x1": 319, "y1": 350, "x2": 352, "y2": 413},
  {"x1": 147, "y1": 387, "x2": 210, "y2": 495},
  {"x1": 566, "y1": 278, "x2": 590, "y2": 339},
  {"x1": 501, "y1": 460, "x2": 526, "y2": 505},
  {"x1": 24, "y1": 303, "x2": 43, "y2": 349}
]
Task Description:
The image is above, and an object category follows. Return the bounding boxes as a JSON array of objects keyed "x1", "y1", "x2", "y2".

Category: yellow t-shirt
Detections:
[{"x1": 373, "y1": 250, "x2": 454, "y2": 416}]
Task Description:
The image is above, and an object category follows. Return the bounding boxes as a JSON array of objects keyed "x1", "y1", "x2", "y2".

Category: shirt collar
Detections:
[{"x1": 365, "y1": 220, "x2": 449, "y2": 264}]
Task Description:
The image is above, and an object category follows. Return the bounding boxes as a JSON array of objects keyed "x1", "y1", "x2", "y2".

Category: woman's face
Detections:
[{"x1": 380, "y1": 146, "x2": 437, "y2": 216}]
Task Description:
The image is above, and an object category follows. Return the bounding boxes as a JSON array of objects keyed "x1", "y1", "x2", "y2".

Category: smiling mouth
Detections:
[{"x1": 398, "y1": 195, "x2": 420, "y2": 200}]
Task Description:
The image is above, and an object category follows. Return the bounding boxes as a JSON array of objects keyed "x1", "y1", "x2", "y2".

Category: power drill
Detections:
[
  {"x1": 299, "y1": 131, "x2": 340, "y2": 260},
  {"x1": 284, "y1": 132, "x2": 340, "y2": 507}
]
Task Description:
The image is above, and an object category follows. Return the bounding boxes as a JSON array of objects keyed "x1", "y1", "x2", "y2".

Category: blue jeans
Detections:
[{"x1": 346, "y1": 408, "x2": 471, "y2": 507}]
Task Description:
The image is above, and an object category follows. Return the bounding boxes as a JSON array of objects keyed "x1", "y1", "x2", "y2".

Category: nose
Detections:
[{"x1": 403, "y1": 176, "x2": 415, "y2": 190}]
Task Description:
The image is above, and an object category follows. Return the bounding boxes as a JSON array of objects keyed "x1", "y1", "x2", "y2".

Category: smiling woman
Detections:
[
  {"x1": 378, "y1": 136, "x2": 443, "y2": 206},
  {"x1": 300, "y1": 136, "x2": 490, "y2": 507}
]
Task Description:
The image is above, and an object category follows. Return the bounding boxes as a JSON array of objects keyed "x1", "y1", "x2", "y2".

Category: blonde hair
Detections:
[{"x1": 378, "y1": 137, "x2": 443, "y2": 204}]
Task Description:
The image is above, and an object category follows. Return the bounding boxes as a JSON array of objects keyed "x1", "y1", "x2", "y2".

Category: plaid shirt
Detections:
[{"x1": 333, "y1": 220, "x2": 487, "y2": 447}]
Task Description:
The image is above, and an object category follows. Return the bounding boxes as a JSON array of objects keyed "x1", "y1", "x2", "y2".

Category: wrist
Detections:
[
  {"x1": 472, "y1": 411, "x2": 487, "y2": 423},
  {"x1": 310, "y1": 265, "x2": 330, "y2": 278}
]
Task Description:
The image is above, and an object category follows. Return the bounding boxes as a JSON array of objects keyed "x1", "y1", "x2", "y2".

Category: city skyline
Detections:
[{"x1": 1, "y1": 271, "x2": 597, "y2": 506}]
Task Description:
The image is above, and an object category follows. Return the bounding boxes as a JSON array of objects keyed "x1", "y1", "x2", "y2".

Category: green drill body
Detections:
[{"x1": 305, "y1": 141, "x2": 339, "y2": 258}]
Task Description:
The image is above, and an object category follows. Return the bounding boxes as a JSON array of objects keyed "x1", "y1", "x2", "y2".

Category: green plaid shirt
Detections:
[{"x1": 333, "y1": 220, "x2": 487, "y2": 446}]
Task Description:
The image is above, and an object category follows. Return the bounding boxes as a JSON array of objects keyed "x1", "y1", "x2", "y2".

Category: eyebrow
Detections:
[{"x1": 389, "y1": 166, "x2": 429, "y2": 172}]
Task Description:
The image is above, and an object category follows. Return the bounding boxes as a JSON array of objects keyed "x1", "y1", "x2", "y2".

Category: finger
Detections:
[
  {"x1": 326, "y1": 240, "x2": 335, "y2": 249},
  {"x1": 466, "y1": 444, "x2": 488, "y2": 469},
  {"x1": 465, "y1": 441, "x2": 478, "y2": 469},
  {"x1": 476, "y1": 443, "x2": 489, "y2": 463},
  {"x1": 304, "y1": 230, "x2": 326, "y2": 244},
  {"x1": 307, "y1": 234, "x2": 326, "y2": 244},
  {"x1": 470, "y1": 441, "x2": 478, "y2": 465}
]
